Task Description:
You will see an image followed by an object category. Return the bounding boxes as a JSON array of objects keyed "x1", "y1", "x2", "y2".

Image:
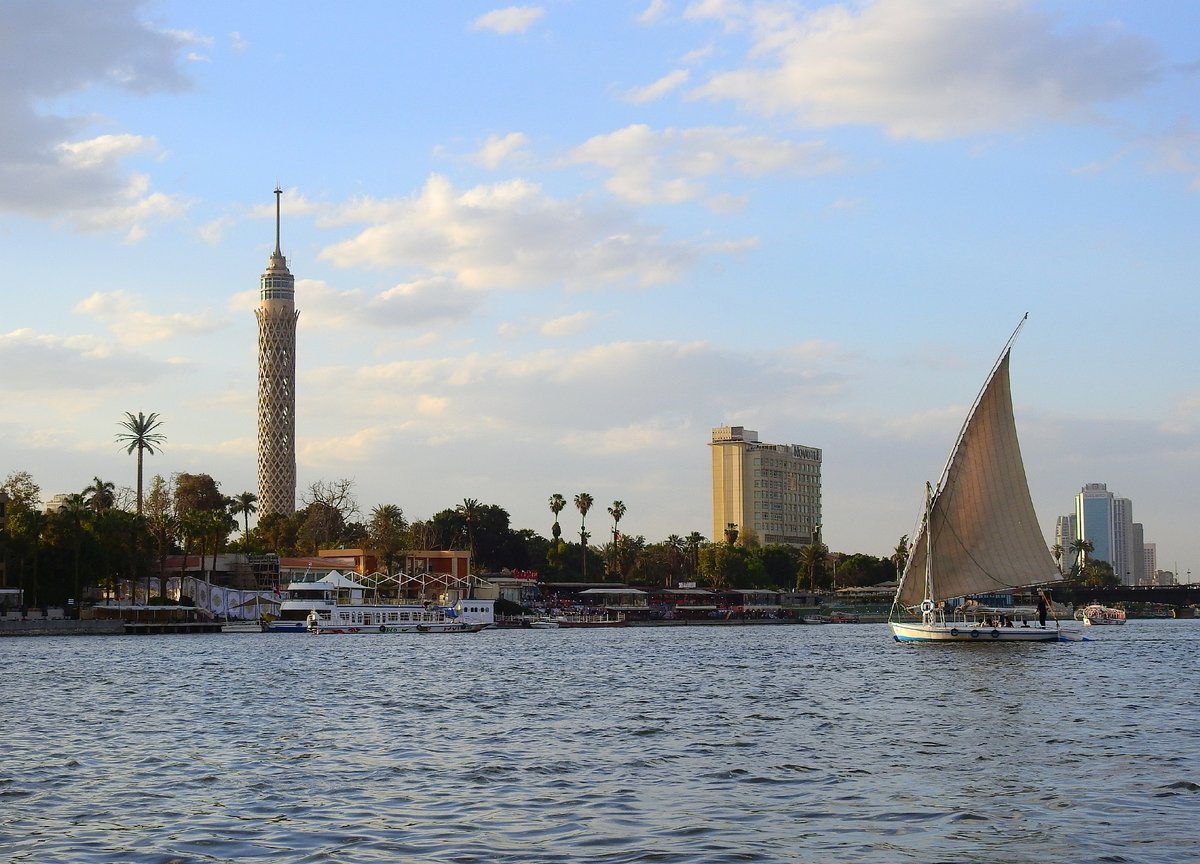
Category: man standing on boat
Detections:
[{"x1": 1036, "y1": 591, "x2": 1049, "y2": 628}]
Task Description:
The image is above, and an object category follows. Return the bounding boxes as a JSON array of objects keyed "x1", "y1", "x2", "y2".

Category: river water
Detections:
[{"x1": 1, "y1": 620, "x2": 1197, "y2": 863}]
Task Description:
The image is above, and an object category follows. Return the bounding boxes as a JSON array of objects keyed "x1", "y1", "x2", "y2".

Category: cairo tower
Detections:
[{"x1": 255, "y1": 187, "x2": 298, "y2": 516}]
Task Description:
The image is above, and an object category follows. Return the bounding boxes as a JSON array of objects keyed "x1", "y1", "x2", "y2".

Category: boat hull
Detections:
[
  {"x1": 891, "y1": 621, "x2": 1071, "y2": 642},
  {"x1": 416, "y1": 621, "x2": 488, "y2": 633}
]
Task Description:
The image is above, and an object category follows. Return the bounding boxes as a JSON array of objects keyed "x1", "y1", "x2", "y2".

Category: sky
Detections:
[{"x1": 1, "y1": 0, "x2": 1198, "y2": 578}]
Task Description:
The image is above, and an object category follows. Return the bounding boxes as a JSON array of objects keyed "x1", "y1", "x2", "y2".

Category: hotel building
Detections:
[{"x1": 710, "y1": 426, "x2": 822, "y2": 548}]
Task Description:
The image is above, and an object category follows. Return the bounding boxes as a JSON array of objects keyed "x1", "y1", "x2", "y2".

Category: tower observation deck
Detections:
[{"x1": 255, "y1": 187, "x2": 298, "y2": 516}]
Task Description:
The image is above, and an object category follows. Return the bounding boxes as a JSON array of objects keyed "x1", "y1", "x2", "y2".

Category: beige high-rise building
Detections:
[
  {"x1": 710, "y1": 426, "x2": 822, "y2": 547},
  {"x1": 256, "y1": 187, "x2": 298, "y2": 517}
]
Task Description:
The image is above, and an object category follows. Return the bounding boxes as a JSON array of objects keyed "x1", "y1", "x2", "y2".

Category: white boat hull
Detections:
[{"x1": 890, "y1": 621, "x2": 1076, "y2": 642}]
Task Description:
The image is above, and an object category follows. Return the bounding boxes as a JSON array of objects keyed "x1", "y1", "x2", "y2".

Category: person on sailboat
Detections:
[{"x1": 1036, "y1": 592, "x2": 1049, "y2": 628}]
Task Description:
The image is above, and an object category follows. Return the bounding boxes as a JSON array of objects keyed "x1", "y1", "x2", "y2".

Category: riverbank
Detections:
[{"x1": 0, "y1": 619, "x2": 123, "y2": 637}]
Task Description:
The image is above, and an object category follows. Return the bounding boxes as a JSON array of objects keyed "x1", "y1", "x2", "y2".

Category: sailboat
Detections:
[{"x1": 889, "y1": 315, "x2": 1081, "y2": 643}]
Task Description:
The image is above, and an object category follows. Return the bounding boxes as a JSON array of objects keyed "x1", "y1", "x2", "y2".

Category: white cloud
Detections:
[
  {"x1": 1143, "y1": 118, "x2": 1200, "y2": 189},
  {"x1": 319, "y1": 175, "x2": 704, "y2": 290},
  {"x1": 56, "y1": 134, "x2": 159, "y2": 169},
  {"x1": 474, "y1": 132, "x2": 530, "y2": 168},
  {"x1": 624, "y1": 69, "x2": 690, "y2": 104},
  {"x1": 540, "y1": 312, "x2": 593, "y2": 337},
  {"x1": 637, "y1": 0, "x2": 671, "y2": 26},
  {"x1": 566, "y1": 124, "x2": 843, "y2": 204},
  {"x1": 470, "y1": 6, "x2": 545, "y2": 35},
  {"x1": 199, "y1": 215, "x2": 237, "y2": 245},
  {"x1": 0, "y1": 328, "x2": 168, "y2": 393},
  {"x1": 0, "y1": 2, "x2": 191, "y2": 222},
  {"x1": 282, "y1": 277, "x2": 481, "y2": 333},
  {"x1": 689, "y1": 0, "x2": 1161, "y2": 139},
  {"x1": 73, "y1": 290, "x2": 225, "y2": 346}
]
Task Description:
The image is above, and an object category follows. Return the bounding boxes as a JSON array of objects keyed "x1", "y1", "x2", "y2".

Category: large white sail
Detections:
[{"x1": 895, "y1": 348, "x2": 1058, "y2": 609}]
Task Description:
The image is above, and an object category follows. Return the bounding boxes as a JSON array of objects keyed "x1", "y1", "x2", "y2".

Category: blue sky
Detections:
[{"x1": 2, "y1": 0, "x2": 1197, "y2": 577}]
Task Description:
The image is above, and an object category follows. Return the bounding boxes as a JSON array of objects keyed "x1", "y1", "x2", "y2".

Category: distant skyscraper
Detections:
[
  {"x1": 1074, "y1": 482, "x2": 1137, "y2": 586},
  {"x1": 1054, "y1": 513, "x2": 1077, "y2": 572},
  {"x1": 710, "y1": 426, "x2": 822, "y2": 547},
  {"x1": 256, "y1": 187, "x2": 298, "y2": 517},
  {"x1": 1131, "y1": 522, "x2": 1145, "y2": 585}
]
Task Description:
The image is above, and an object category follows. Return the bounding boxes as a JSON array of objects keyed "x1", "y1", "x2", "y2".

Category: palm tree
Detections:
[
  {"x1": 548, "y1": 493, "x2": 566, "y2": 541},
  {"x1": 230, "y1": 491, "x2": 258, "y2": 537},
  {"x1": 684, "y1": 532, "x2": 706, "y2": 579},
  {"x1": 1051, "y1": 543, "x2": 1064, "y2": 575},
  {"x1": 83, "y1": 476, "x2": 116, "y2": 513},
  {"x1": 607, "y1": 500, "x2": 626, "y2": 576},
  {"x1": 115, "y1": 412, "x2": 166, "y2": 515},
  {"x1": 456, "y1": 498, "x2": 481, "y2": 562},
  {"x1": 1068, "y1": 538, "x2": 1094, "y2": 578},
  {"x1": 574, "y1": 492, "x2": 594, "y2": 579},
  {"x1": 665, "y1": 533, "x2": 685, "y2": 586},
  {"x1": 205, "y1": 508, "x2": 236, "y2": 576},
  {"x1": 798, "y1": 542, "x2": 828, "y2": 592},
  {"x1": 369, "y1": 504, "x2": 407, "y2": 575},
  {"x1": 891, "y1": 535, "x2": 910, "y2": 580}
]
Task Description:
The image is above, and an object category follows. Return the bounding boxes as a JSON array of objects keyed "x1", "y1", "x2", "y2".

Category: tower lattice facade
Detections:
[{"x1": 256, "y1": 187, "x2": 298, "y2": 516}]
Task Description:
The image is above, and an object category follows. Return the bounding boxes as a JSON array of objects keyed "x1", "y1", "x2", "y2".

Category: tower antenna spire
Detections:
[{"x1": 273, "y1": 185, "x2": 283, "y2": 257}]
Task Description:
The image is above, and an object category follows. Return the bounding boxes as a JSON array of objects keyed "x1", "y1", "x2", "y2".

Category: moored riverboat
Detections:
[
  {"x1": 1077, "y1": 604, "x2": 1126, "y2": 626},
  {"x1": 266, "y1": 570, "x2": 495, "y2": 634}
]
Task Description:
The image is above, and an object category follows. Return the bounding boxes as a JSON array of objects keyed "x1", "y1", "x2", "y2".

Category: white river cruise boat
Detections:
[
  {"x1": 264, "y1": 569, "x2": 495, "y2": 634},
  {"x1": 1077, "y1": 604, "x2": 1126, "y2": 626}
]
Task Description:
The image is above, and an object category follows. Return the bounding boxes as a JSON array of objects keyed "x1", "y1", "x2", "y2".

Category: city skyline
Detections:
[{"x1": 1, "y1": 2, "x2": 1197, "y2": 574}]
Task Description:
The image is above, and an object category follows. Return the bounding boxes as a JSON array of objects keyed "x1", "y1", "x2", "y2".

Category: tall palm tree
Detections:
[
  {"x1": 83, "y1": 476, "x2": 116, "y2": 513},
  {"x1": 548, "y1": 493, "x2": 566, "y2": 542},
  {"x1": 798, "y1": 542, "x2": 828, "y2": 592},
  {"x1": 607, "y1": 500, "x2": 626, "y2": 576},
  {"x1": 574, "y1": 492, "x2": 594, "y2": 579},
  {"x1": 115, "y1": 411, "x2": 166, "y2": 515},
  {"x1": 456, "y1": 498, "x2": 481, "y2": 561},
  {"x1": 1068, "y1": 538, "x2": 1094, "y2": 578},
  {"x1": 369, "y1": 504, "x2": 407, "y2": 575},
  {"x1": 1051, "y1": 544, "x2": 1064, "y2": 575},
  {"x1": 665, "y1": 533, "x2": 685, "y2": 586},
  {"x1": 230, "y1": 491, "x2": 258, "y2": 537},
  {"x1": 206, "y1": 508, "x2": 236, "y2": 576},
  {"x1": 684, "y1": 531, "x2": 706, "y2": 579}
]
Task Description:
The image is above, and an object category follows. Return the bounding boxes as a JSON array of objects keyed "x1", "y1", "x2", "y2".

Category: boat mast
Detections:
[{"x1": 922, "y1": 481, "x2": 934, "y2": 606}]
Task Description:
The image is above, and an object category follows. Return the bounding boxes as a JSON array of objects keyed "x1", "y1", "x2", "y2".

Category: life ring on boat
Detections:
[
  {"x1": 919, "y1": 600, "x2": 935, "y2": 614},
  {"x1": 970, "y1": 629, "x2": 980, "y2": 638},
  {"x1": 990, "y1": 629, "x2": 1000, "y2": 639},
  {"x1": 950, "y1": 628, "x2": 960, "y2": 637},
  {"x1": 379, "y1": 625, "x2": 388, "y2": 633}
]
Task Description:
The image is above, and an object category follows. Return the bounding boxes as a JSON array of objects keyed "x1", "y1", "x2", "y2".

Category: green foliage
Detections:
[
  {"x1": 834, "y1": 553, "x2": 894, "y2": 587},
  {"x1": 759, "y1": 544, "x2": 801, "y2": 589},
  {"x1": 1076, "y1": 559, "x2": 1119, "y2": 589},
  {"x1": 173, "y1": 473, "x2": 224, "y2": 514}
]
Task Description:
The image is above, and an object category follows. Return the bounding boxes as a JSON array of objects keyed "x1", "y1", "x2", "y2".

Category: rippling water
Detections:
[{"x1": 2, "y1": 621, "x2": 1197, "y2": 863}]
